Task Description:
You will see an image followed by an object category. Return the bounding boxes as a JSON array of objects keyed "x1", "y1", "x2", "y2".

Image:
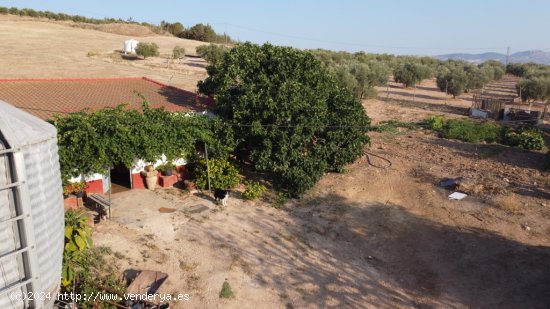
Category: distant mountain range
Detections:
[{"x1": 435, "y1": 50, "x2": 550, "y2": 65}]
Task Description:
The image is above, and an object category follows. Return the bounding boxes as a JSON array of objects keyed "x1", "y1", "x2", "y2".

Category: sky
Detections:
[{"x1": 1, "y1": 0, "x2": 549, "y2": 55}]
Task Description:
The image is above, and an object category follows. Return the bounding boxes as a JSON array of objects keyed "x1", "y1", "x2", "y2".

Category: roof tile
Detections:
[{"x1": 0, "y1": 77, "x2": 212, "y2": 120}]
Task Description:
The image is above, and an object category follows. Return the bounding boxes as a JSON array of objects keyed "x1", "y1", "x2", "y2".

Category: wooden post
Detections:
[{"x1": 204, "y1": 141, "x2": 212, "y2": 196}]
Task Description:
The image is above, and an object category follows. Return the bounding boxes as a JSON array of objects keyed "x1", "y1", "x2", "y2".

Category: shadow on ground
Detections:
[
  {"x1": 427, "y1": 138, "x2": 547, "y2": 171},
  {"x1": 201, "y1": 194, "x2": 550, "y2": 308},
  {"x1": 379, "y1": 97, "x2": 470, "y2": 117}
]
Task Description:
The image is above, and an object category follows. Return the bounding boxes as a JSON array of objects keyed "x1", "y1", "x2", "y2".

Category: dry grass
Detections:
[
  {"x1": 179, "y1": 260, "x2": 199, "y2": 272},
  {"x1": 489, "y1": 193, "x2": 522, "y2": 214},
  {"x1": 0, "y1": 15, "x2": 207, "y2": 91}
]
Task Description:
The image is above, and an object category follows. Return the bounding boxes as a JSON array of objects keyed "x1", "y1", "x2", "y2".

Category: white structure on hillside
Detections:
[
  {"x1": 0, "y1": 100, "x2": 64, "y2": 309},
  {"x1": 123, "y1": 39, "x2": 140, "y2": 54}
]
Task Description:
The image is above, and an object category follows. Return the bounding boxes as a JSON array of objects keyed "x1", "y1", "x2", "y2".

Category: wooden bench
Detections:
[{"x1": 86, "y1": 194, "x2": 111, "y2": 221}]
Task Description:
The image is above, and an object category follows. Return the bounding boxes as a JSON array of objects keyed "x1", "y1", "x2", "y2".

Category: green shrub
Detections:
[
  {"x1": 8, "y1": 7, "x2": 18, "y2": 14},
  {"x1": 219, "y1": 280, "x2": 235, "y2": 299},
  {"x1": 172, "y1": 45, "x2": 186, "y2": 59},
  {"x1": 427, "y1": 115, "x2": 445, "y2": 131},
  {"x1": 135, "y1": 42, "x2": 159, "y2": 58},
  {"x1": 0, "y1": 7, "x2": 8, "y2": 14},
  {"x1": 156, "y1": 162, "x2": 176, "y2": 174},
  {"x1": 72, "y1": 248, "x2": 126, "y2": 309},
  {"x1": 63, "y1": 210, "x2": 93, "y2": 287},
  {"x1": 54, "y1": 101, "x2": 231, "y2": 179},
  {"x1": 196, "y1": 44, "x2": 230, "y2": 65},
  {"x1": 502, "y1": 126, "x2": 545, "y2": 150},
  {"x1": 272, "y1": 192, "x2": 288, "y2": 209},
  {"x1": 193, "y1": 158, "x2": 239, "y2": 190},
  {"x1": 242, "y1": 181, "x2": 267, "y2": 200},
  {"x1": 442, "y1": 119, "x2": 501, "y2": 143}
]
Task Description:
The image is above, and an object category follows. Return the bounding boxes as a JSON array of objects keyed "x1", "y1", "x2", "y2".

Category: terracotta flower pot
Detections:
[{"x1": 141, "y1": 170, "x2": 158, "y2": 190}]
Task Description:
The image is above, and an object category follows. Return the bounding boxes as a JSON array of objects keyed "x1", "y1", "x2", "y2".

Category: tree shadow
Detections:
[
  {"x1": 427, "y1": 138, "x2": 547, "y2": 171},
  {"x1": 186, "y1": 62, "x2": 207, "y2": 69},
  {"x1": 422, "y1": 138, "x2": 550, "y2": 200},
  {"x1": 384, "y1": 90, "x2": 446, "y2": 102},
  {"x1": 157, "y1": 86, "x2": 213, "y2": 111},
  {"x1": 380, "y1": 98, "x2": 470, "y2": 117},
  {"x1": 201, "y1": 194, "x2": 550, "y2": 308},
  {"x1": 416, "y1": 85, "x2": 440, "y2": 92}
]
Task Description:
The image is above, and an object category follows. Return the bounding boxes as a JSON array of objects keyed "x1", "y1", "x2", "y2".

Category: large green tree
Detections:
[{"x1": 198, "y1": 43, "x2": 370, "y2": 197}]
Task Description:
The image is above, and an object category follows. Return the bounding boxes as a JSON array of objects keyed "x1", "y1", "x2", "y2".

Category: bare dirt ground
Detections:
[
  {"x1": 0, "y1": 15, "x2": 207, "y2": 91},
  {"x1": 94, "y1": 77, "x2": 549, "y2": 308},
  {"x1": 2, "y1": 17, "x2": 549, "y2": 308}
]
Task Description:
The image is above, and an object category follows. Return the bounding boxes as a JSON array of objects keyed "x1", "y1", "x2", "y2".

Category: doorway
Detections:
[{"x1": 109, "y1": 163, "x2": 131, "y2": 193}]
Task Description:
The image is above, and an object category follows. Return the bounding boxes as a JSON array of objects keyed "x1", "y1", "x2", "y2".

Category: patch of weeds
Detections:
[
  {"x1": 483, "y1": 172, "x2": 498, "y2": 182},
  {"x1": 371, "y1": 120, "x2": 419, "y2": 133},
  {"x1": 186, "y1": 273, "x2": 200, "y2": 290},
  {"x1": 140, "y1": 250, "x2": 150, "y2": 259},
  {"x1": 272, "y1": 193, "x2": 287, "y2": 209},
  {"x1": 219, "y1": 280, "x2": 235, "y2": 299},
  {"x1": 179, "y1": 260, "x2": 198, "y2": 272},
  {"x1": 426, "y1": 115, "x2": 445, "y2": 131},
  {"x1": 443, "y1": 119, "x2": 501, "y2": 143},
  {"x1": 86, "y1": 50, "x2": 100, "y2": 57},
  {"x1": 502, "y1": 125, "x2": 545, "y2": 150},
  {"x1": 113, "y1": 251, "x2": 125, "y2": 260},
  {"x1": 243, "y1": 181, "x2": 268, "y2": 200},
  {"x1": 490, "y1": 193, "x2": 522, "y2": 214}
]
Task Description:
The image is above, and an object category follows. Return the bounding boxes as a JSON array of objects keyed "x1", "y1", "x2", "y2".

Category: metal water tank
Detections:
[{"x1": 0, "y1": 100, "x2": 64, "y2": 308}]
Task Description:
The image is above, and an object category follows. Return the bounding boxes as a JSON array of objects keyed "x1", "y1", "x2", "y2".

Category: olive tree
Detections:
[
  {"x1": 517, "y1": 77, "x2": 550, "y2": 102},
  {"x1": 349, "y1": 61, "x2": 390, "y2": 99},
  {"x1": 196, "y1": 44, "x2": 230, "y2": 65},
  {"x1": 199, "y1": 43, "x2": 370, "y2": 197},
  {"x1": 172, "y1": 46, "x2": 186, "y2": 60},
  {"x1": 436, "y1": 66, "x2": 469, "y2": 98},
  {"x1": 393, "y1": 62, "x2": 432, "y2": 87},
  {"x1": 135, "y1": 42, "x2": 159, "y2": 58}
]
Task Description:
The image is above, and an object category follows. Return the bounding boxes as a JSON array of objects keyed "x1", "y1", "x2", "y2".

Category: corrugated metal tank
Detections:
[{"x1": 0, "y1": 100, "x2": 64, "y2": 308}]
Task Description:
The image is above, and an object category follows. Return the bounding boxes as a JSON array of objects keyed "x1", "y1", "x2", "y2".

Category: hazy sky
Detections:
[{"x1": 1, "y1": 0, "x2": 549, "y2": 55}]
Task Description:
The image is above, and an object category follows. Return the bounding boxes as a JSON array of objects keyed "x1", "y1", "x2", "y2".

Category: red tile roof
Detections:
[{"x1": 0, "y1": 77, "x2": 212, "y2": 120}]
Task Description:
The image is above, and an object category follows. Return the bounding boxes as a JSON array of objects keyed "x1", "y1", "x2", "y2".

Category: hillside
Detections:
[
  {"x1": 436, "y1": 50, "x2": 550, "y2": 65},
  {"x1": 0, "y1": 15, "x2": 208, "y2": 91}
]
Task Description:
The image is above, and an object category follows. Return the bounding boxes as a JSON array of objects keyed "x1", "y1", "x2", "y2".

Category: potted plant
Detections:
[
  {"x1": 157, "y1": 162, "x2": 176, "y2": 176},
  {"x1": 62, "y1": 185, "x2": 72, "y2": 199},
  {"x1": 141, "y1": 164, "x2": 158, "y2": 190},
  {"x1": 71, "y1": 182, "x2": 87, "y2": 198}
]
